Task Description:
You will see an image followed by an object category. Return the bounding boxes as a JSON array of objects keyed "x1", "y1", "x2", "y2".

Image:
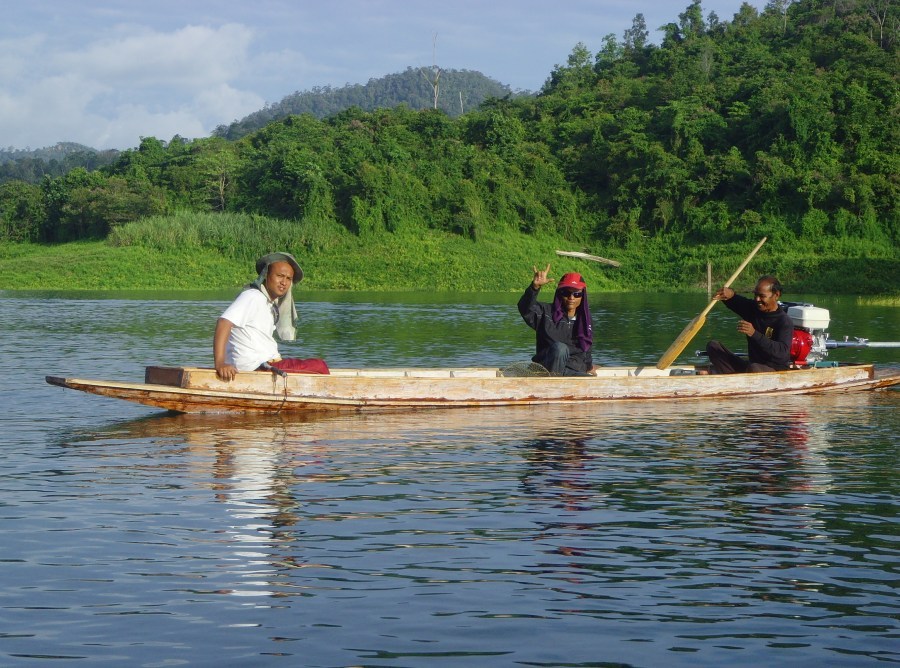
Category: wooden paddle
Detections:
[{"x1": 655, "y1": 236, "x2": 767, "y2": 370}]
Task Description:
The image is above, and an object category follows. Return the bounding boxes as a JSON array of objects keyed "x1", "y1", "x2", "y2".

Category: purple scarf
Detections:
[{"x1": 551, "y1": 288, "x2": 593, "y2": 352}]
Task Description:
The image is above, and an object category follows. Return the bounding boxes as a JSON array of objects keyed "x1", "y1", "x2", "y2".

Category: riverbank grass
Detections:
[{"x1": 1, "y1": 212, "x2": 897, "y2": 294}]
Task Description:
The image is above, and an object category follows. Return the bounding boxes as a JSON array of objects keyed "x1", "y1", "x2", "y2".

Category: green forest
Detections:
[{"x1": 1, "y1": 0, "x2": 898, "y2": 294}]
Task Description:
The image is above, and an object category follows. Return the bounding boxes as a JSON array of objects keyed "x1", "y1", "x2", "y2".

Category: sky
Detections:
[{"x1": 1, "y1": 0, "x2": 754, "y2": 151}]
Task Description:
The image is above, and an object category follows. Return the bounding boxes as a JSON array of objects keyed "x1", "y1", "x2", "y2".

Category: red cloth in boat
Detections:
[{"x1": 268, "y1": 358, "x2": 330, "y2": 375}]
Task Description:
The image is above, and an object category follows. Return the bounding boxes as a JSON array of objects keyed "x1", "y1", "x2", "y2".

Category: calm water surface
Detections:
[{"x1": 1, "y1": 291, "x2": 898, "y2": 667}]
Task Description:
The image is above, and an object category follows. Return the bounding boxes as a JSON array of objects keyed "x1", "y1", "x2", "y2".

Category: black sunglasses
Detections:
[{"x1": 562, "y1": 290, "x2": 583, "y2": 298}]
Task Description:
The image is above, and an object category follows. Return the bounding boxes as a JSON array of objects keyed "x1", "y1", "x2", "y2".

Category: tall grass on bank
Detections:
[
  {"x1": 106, "y1": 211, "x2": 623, "y2": 291},
  {"x1": 108, "y1": 211, "x2": 349, "y2": 262},
  {"x1": 3, "y1": 212, "x2": 898, "y2": 294}
]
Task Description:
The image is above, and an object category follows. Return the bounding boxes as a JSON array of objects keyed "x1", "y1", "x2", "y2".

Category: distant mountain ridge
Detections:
[
  {"x1": 213, "y1": 66, "x2": 527, "y2": 140},
  {"x1": 0, "y1": 142, "x2": 120, "y2": 184},
  {"x1": 0, "y1": 142, "x2": 109, "y2": 165}
]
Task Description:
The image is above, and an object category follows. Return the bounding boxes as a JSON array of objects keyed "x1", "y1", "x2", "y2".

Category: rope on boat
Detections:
[
  {"x1": 261, "y1": 363, "x2": 290, "y2": 414},
  {"x1": 500, "y1": 362, "x2": 551, "y2": 377},
  {"x1": 276, "y1": 375, "x2": 288, "y2": 413}
]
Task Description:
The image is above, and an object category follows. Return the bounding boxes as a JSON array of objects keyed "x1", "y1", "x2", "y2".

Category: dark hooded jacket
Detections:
[{"x1": 518, "y1": 285, "x2": 594, "y2": 373}]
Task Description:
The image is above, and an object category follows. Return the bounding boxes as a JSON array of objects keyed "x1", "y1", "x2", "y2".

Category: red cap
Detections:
[{"x1": 557, "y1": 272, "x2": 586, "y2": 290}]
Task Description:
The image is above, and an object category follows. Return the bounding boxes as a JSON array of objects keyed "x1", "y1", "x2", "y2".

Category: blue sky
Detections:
[{"x1": 1, "y1": 0, "x2": 753, "y2": 151}]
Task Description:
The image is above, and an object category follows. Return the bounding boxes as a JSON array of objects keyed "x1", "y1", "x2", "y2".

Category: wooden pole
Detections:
[{"x1": 555, "y1": 250, "x2": 621, "y2": 267}]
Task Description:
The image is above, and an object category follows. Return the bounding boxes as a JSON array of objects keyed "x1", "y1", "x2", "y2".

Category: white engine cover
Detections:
[{"x1": 788, "y1": 304, "x2": 830, "y2": 331}]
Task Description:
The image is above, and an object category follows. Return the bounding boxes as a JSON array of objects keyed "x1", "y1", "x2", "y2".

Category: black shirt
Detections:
[{"x1": 724, "y1": 294, "x2": 794, "y2": 370}]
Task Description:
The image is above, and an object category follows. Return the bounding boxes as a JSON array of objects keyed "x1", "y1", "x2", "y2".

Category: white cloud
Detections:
[
  {"x1": 0, "y1": 23, "x2": 262, "y2": 149},
  {"x1": 60, "y1": 23, "x2": 254, "y2": 89},
  {"x1": 0, "y1": 73, "x2": 108, "y2": 150},
  {"x1": 193, "y1": 84, "x2": 265, "y2": 128},
  {"x1": 90, "y1": 104, "x2": 209, "y2": 148}
]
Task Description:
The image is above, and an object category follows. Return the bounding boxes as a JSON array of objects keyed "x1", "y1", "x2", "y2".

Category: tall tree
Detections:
[{"x1": 624, "y1": 13, "x2": 650, "y2": 50}]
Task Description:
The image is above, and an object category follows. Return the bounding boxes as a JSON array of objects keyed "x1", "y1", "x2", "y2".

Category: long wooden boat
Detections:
[{"x1": 46, "y1": 363, "x2": 900, "y2": 414}]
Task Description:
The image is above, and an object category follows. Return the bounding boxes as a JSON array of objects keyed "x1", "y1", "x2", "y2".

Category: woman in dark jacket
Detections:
[{"x1": 517, "y1": 264, "x2": 596, "y2": 376}]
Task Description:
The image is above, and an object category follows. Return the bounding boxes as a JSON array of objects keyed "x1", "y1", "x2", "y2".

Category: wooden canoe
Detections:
[{"x1": 45, "y1": 364, "x2": 900, "y2": 414}]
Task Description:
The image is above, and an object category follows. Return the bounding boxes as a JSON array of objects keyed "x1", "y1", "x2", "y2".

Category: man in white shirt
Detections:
[{"x1": 214, "y1": 252, "x2": 326, "y2": 380}]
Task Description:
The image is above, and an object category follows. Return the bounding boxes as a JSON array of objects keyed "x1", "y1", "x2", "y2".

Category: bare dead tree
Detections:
[
  {"x1": 866, "y1": 0, "x2": 891, "y2": 47},
  {"x1": 768, "y1": 0, "x2": 797, "y2": 34},
  {"x1": 420, "y1": 33, "x2": 442, "y2": 110},
  {"x1": 781, "y1": 0, "x2": 796, "y2": 34}
]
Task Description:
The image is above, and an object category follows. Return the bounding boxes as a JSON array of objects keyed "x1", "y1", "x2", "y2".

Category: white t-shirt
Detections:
[{"x1": 219, "y1": 289, "x2": 280, "y2": 371}]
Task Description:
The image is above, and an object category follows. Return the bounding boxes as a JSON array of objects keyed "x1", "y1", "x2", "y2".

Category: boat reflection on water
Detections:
[
  {"x1": 517, "y1": 393, "x2": 842, "y2": 502},
  {"x1": 54, "y1": 391, "x2": 892, "y2": 600},
  {"x1": 511, "y1": 396, "x2": 874, "y2": 591}
]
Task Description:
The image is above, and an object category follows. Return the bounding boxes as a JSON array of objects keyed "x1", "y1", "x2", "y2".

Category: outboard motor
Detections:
[
  {"x1": 784, "y1": 303, "x2": 830, "y2": 365},
  {"x1": 790, "y1": 328, "x2": 814, "y2": 366}
]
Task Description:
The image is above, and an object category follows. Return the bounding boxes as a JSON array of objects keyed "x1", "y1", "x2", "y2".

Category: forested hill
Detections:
[
  {"x1": 0, "y1": 143, "x2": 119, "y2": 183},
  {"x1": 213, "y1": 67, "x2": 523, "y2": 140},
  {"x1": 1, "y1": 143, "x2": 95, "y2": 164}
]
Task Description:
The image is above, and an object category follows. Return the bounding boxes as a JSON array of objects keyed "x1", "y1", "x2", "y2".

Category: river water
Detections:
[{"x1": 1, "y1": 290, "x2": 898, "y2": 667}]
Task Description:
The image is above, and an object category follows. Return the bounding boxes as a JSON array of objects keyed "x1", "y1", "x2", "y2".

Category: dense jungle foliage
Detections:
[{"x1": 1, "y1": 0, "x2": 897, "y2": 292}]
